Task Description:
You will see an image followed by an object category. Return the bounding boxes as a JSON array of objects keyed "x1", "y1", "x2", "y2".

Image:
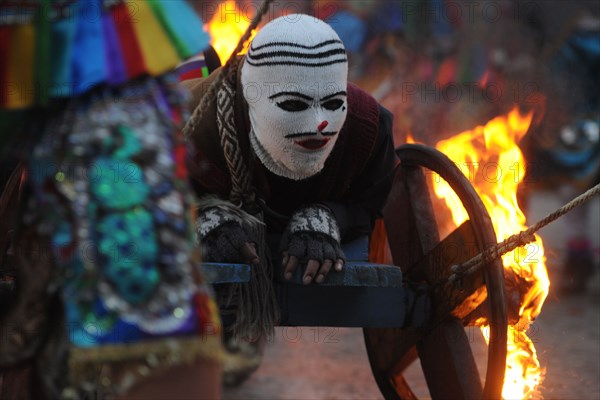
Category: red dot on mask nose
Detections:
[{"x1": 318, "y1": 121, "x2": 329, "y2": 131}]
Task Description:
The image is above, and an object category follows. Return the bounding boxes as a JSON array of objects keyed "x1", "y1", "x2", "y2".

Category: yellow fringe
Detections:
[
  {"x1": 7, "y1": 24, "x2": 35, "y2": 109},
  {"x1": 69, "y1": 335, "x2": 223, "y2": 365},
  {"x1": 65, "y1": 336, "x2": 223, "y2": 397}
]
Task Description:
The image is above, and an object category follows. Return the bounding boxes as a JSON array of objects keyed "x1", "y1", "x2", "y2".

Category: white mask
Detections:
[{"x1": 241, "y1": 14, "x2": 348, "y2": 180}]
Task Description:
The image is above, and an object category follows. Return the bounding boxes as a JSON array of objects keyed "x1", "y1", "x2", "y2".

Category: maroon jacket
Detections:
[{"x1": 183, "y1": 59, "x2": 398, "y2": 241}]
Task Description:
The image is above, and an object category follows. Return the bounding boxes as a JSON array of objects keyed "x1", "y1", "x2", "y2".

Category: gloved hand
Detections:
[
  {"x1": 197, "y1": 207, "x2": 260, "y2": 265},
  {"x1": 280, "y1": 205, "x2": 345, "y2": 284}
]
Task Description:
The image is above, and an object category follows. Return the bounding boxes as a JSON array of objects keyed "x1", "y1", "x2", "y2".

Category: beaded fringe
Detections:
[{"x1": 215, "y1": 74, "x2": 280, "y2": 341}]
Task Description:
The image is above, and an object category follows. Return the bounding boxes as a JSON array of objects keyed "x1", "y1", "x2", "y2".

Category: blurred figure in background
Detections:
[
  {"x1": 519, "y1": 1, "x2": 600, "y2": 294},
  {"x1": 0, "y1": 1, "x2": 222, "y2": 398},
  {"x1": 321, "y1": 0, "x2": 599, "y2": 292}
]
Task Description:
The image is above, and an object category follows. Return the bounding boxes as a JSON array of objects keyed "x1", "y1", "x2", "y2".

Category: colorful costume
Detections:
[{"x1": 0, "y1": 1, "x2": 222, "y2": 397}]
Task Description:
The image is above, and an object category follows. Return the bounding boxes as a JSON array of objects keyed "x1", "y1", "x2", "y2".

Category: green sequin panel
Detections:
[
  {"x1": 91, "y1": 157, "x2": 149, "y2": 209},
  {"x1": 97, "y1": 208, "x2": 159, "y2": 304},
  {"x1": 112, "y1": 125, "x2": 142, "y2": 160}
]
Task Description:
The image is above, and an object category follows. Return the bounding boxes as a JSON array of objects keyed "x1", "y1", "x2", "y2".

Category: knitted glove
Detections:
[
  {"x1": 280, "y1": 205, "x2": 345, "y2": 283},
  {"x1": 197, "y1": 206, "x2": 259, "y2": 265}
]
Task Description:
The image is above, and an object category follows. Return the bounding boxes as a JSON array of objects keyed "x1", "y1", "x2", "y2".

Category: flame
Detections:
[
  {"x1": 433, "y1": 107, "x2": 550, "y2": 398},
  {"x1": 206, "y1": 0, "x2": 257, "y2": 65}
]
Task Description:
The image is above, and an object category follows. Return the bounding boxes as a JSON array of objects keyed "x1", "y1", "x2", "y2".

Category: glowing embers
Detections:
[{"x1": 206, "y1": 0, "x2": 257, "y2": 64}]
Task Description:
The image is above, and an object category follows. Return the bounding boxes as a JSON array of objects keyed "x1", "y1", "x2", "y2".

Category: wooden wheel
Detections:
[{"x1": 364, "y1": 144, "x2": 508, "y2": 399}]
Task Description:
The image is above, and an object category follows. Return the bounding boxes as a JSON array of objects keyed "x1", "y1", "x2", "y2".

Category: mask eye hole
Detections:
[
  {"x1": 277, "y1": 100, "x2": 310, "y2": 112},
  {"x1": 322, "y1": 99, "x2": 344, "y2": 111}
]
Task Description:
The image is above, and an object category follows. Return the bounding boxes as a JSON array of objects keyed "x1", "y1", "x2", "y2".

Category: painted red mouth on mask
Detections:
[{"x1": 295, "y1": 138, "x2": 330, "y2": 150}]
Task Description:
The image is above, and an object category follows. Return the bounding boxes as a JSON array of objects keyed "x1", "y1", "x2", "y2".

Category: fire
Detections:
[
  {"x1": 433, "y1": 107, "x2": 550, "y2": 398},
  {"x1": 205, "y1": 0, "x2": 257, "y2": 64}
]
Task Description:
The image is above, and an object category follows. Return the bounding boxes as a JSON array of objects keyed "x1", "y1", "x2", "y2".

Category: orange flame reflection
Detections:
[
  {"x1": 206, "y1": 0, "x2": 257, "y2": 65},
  {"x1": 433, "y1": 107, "x2": 550, "y2": 399}
]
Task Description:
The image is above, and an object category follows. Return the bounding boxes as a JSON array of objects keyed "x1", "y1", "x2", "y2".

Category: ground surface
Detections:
[{"x1": 223, "y1": 190, "x2": 600, "y2": 400}]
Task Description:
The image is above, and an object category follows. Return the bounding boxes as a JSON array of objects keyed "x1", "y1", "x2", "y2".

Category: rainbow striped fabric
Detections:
[
  {"x1": 176, "y1": 54, "x2": 210, "y2": 81},
  {"x1": 0, "y1": 0, "x2": 210, "y2": 109}
]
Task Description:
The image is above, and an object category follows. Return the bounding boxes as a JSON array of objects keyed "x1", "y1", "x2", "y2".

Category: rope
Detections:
[
  {"x1": 182, "y1": 0, "x2": 279, "y2": 339},
  {"x1": 216, "y1": 75, "x2": 254, "y2": 205},
  {"x1": 449, "y1": 182, "x2": 600, "y2": 284},
  {"x1": 182, "y1": 0, "x2": 273, "y2": 139}
]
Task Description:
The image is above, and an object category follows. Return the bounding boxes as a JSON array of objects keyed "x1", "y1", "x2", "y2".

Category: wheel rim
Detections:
[
  {"x1": 365, "y1": 144, "x2": 508, "y2": 399},
  {"x1": 395, "y1": 144, "x2": 508, "y2": 399}
]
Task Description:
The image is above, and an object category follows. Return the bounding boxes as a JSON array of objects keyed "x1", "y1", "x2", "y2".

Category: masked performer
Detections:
[
  {"x1": 0, "y1": 1, "x2": 222, "y2": 398},
  {"x1": 184, "y1": 13, "x2": 398, "y2": 383}
]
